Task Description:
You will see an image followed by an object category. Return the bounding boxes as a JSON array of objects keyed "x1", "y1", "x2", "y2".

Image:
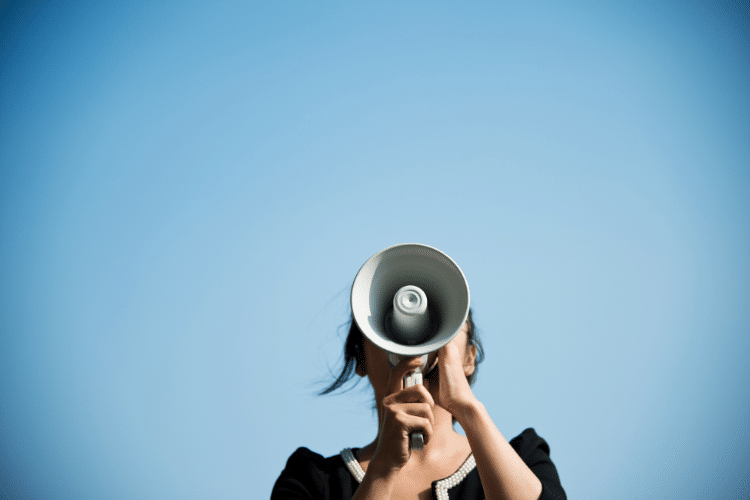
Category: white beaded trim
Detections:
[
  {"x1": 340, "y1": 448, "x2": 366, "y2": 483},
  {"x1": 435, "y1": 454, "x2": 476, "y2": 500},
  {"x1": 340, "y1": 448, "x2": 476, "y2": 500}
]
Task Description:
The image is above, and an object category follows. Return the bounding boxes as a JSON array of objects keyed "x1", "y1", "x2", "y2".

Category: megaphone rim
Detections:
[{"x1": 349, "y1": 243, "x2": 470, "y2": 357}]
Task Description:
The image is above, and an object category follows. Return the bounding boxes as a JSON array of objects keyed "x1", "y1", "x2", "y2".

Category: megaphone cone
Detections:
[{"x1": 351, "y1": 243, "x2": 470, "y2": 358}]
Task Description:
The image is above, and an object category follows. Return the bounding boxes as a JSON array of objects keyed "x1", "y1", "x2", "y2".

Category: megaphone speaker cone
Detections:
[{"x1": 350, "y1": 243, "x2": 470, "y2": 358}]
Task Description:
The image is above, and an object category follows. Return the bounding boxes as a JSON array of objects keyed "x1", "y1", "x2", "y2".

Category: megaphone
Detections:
[{"x1": 350, "y1": 243, "x2": 470, "y2": 450}]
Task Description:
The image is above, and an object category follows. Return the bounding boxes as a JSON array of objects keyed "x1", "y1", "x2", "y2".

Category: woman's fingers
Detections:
[
  {"x1": 371, "y1": 359, "x2": 437, "y2": 470},
  {"x1": 384, "y1": 383, "x2": 435, "y2": 407},
  {"x1": 386, "y1": 356, "x2": 425, "y2": 395},
  {"x1": 380, "y1": 357, "x2": 437, "y2": 451},
  {"x1": 392, "y1": 402, "x2": 434, "y2": 426},
  {"x1": 390, "y1": 408, "x2": 434, "y2": 444}
]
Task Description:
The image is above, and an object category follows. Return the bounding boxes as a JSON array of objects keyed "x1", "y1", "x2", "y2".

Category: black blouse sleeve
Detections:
[
  {"x1": 271, "y1": 447, "x2": 324, "y2": 500},
  {"x1": 509, "y1": 428, "x2": 567, "y2": 500},
  {"x1": 270, "y1": 447, "x2": 359, "y2": 500}
]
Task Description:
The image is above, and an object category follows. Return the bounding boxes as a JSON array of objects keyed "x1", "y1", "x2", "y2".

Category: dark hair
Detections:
[{"x1": 319, "y1": 308, "x2": 484, "y2": 395}]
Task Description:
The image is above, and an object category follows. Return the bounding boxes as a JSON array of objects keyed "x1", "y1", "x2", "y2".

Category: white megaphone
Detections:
[{"x1": 350, "y1": 243, "x2": 470, "y2": 451}]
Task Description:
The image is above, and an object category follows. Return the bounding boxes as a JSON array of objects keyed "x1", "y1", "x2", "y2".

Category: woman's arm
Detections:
[
  {"x1": 437, "y1": 342, "x2": 543, "y2": 500},
  {"x1": 456, "y1": 401, "x2": 543, "y2": 500}
]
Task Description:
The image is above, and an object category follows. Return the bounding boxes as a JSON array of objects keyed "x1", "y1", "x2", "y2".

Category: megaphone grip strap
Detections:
[
  {"x1": 404, "y1": 371, "x2": 423, "y2": 388},
  {"x1": 403, "y1": 370, "x2": 425, "y2": 450}
]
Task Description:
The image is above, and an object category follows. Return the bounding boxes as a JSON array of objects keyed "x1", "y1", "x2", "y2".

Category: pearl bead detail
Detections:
[
  {"x1": 340, "y1": 448, "x2": 476, "y2": 499},
  {"x1": 341, "y1": 448, "x2": 366, "y2": 483},
  {"x1": 435, "y1": 454, "x2": 476, "y2": 500}
]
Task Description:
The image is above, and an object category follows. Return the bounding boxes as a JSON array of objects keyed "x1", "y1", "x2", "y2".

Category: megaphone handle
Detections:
[{"x1": 403, "y1": 370, "x2": 425, "y2": 451}]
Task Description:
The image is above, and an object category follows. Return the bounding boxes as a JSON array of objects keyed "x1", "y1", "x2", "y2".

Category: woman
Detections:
[{"x1": 271, "y1": 309, "x2": 566, "y2": 500}]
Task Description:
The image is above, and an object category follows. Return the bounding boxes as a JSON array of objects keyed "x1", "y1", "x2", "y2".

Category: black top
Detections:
[{"x1": 271, "y1": 428, "x2": 566, "y2": 499}]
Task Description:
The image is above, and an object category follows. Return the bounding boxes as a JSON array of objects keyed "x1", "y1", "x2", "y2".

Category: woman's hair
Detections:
[{"x1": 319, "y1": 308, "x2": 484, "y2": 395}]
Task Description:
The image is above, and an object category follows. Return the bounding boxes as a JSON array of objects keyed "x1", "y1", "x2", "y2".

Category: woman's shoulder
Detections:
[
  {"x1": 508, "y1": 427, "x2": 555, "y2": 466},
  {"x1": 509, "y1": 428, "x2": 550, "y2": 452},
  {"x1": 284, "y1": 447, "x2": 329, "y2": 465},
  {"x1": 508, "y1": 428, "x2": 567, "y2": 500},
  {"x1": 271, "y1": 447, "x2": 359, "y2": 500},
  {"x1": 280, "y1": 446, "x2": 350, "y2": 475}
]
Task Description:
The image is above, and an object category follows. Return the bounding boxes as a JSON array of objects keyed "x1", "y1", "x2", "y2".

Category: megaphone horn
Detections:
[{"x1": 350, "y1": 243, "x2": 470, "y2": 450}]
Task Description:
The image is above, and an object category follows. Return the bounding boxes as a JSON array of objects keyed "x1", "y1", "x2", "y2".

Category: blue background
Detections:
[{"x1": 1, "y1": 1, "x2": 749, "y2": 499}]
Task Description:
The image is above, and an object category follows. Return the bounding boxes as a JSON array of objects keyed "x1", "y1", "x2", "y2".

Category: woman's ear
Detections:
[{"x1": 463, "y1": 343, "x2": 477, "y2": 377}]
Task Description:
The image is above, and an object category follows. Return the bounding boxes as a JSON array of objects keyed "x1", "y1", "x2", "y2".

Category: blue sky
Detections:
[{"x1": 1, "y1": 1, "x2": 749, "y2": 499}]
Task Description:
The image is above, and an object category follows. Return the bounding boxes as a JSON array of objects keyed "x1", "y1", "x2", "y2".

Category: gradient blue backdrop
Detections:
[{"x1": 1, "y1": 1, "x2": 749, "y2": 499}]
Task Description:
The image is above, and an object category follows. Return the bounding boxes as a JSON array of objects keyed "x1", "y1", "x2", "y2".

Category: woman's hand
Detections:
[
  {"x1": 435, "y1": 341, "x2": 480, "y2": 424},
  {"x1": 369, "y1": 357, "x2": 435, "y2": 474}
]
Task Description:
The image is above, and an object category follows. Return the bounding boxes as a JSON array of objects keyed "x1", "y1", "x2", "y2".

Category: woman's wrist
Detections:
[{"x1": 451, "y1": 397, "x2": 486, "y2": 429}]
